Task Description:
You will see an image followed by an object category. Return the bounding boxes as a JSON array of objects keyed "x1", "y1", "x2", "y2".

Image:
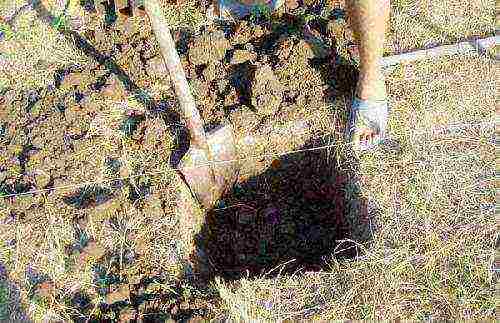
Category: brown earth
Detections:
[{"x1": 0, "y1": 1, "x2": 364, "y2": 321}]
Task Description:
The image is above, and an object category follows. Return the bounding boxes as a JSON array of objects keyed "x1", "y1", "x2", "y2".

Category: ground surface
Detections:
[{"x1": 0, "y1": 0, "x2": 497, "y2": 321}]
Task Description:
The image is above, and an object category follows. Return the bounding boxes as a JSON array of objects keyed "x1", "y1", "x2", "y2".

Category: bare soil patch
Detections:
[{"x1": 0, "y1": 2, "x2": 370, "y2": 320}]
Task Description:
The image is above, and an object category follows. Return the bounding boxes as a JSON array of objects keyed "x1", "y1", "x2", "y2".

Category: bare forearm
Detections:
[
  {"x1": 346, "y1": 0, "x2": 390, "y2": 100},
  {"x1": 346, "y1": 0, "x2": 390, "y2": 72}
]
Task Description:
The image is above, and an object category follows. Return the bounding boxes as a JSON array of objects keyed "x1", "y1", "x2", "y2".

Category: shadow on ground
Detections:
[
  {"x1": 0, "y1": 262, "x2": 31, "y2": 322},
  {"x1": 28, "y1": 0, "x2": 191, "y2": 175},
  {"x1": 190, "y1": 135, "x2": 373, "y2": 283},
  {"x1": 186, "y1": 6, "x2": 369, "y2": 283},
  {"x1": 9, "y1": 1, "x2": 374, "y2": 321}
]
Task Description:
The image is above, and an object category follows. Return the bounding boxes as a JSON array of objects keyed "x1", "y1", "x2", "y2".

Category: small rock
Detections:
[
  {"x1": 230, "y1": 49, "x2": 257, "y2": 64},
  {"x1": 189, "y1": 30, "x2": 231, "y2": 66}
]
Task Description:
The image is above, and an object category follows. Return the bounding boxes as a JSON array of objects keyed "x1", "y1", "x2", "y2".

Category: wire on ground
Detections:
[{"x1": 0, "y1": 120, "x2": 495, "y2": 200}]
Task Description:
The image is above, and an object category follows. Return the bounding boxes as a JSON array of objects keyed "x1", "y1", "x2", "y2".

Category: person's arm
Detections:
[{"x1": 346, "y1": 0, "x2": 390, "y2": 101}]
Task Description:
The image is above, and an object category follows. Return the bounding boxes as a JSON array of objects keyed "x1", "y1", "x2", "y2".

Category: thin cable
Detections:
[{"x1": 0, "y1": 120, "x2": 494, "y2": 200}]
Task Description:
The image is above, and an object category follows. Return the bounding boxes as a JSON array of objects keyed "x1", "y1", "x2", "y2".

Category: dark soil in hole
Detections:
[
  {"x1": 1, "y1": 0, "x2": 365, "y2": 320},
  {"x1": 191, "y1": 136, "x2": 372, "y2": 282}
]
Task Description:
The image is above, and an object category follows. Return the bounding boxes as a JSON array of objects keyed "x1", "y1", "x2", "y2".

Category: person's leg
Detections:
[{"x1": 346, "y1": 0, "x2": 390, "y2": 147}]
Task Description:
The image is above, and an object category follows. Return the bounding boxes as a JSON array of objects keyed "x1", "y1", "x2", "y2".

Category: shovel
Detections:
[{"x1": 145, "y1": 0, "x2": 239, "y2": 209}]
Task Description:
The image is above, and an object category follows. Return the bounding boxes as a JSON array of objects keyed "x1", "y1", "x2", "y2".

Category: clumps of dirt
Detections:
[
  {"x1": 58, "y1": 232, "x2": 214, "y2": 322},
  {"x1": 1, "y1": 1, "x2": 361, "y2": 320},
  {"x1": 188, "y1": 29, "x2": 231, "y2": 67},
  {"x1": 0, "y1": 74, "x2": 119, "y2": 202},
  {"x1": 275, "y1": 39, "x2": 327, "y2": 105},
  {"x1": 187, "y1": 29, "x2": 234, "y2": 123},
  {"x1": 174, "y1": 23, "x2": 349, "y2": 202},
  {"x1": 0, "y1": 2, "x2": 201, "y2": 318},
  {"x1": 180, "y1": 12, "x2": 353, "y2": 131},
  {"x1": 0, "y1": 3, "x2": 181, "y2": 200}
]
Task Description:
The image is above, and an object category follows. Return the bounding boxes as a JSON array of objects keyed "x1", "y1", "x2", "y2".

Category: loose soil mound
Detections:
[{"x1": 0, "y1": 1, "x2": 366, "y2": 321}]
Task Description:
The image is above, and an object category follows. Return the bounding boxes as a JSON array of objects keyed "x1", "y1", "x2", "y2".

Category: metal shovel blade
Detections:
[{"x1": 179, "y1": 123, "x2": 238, "y2": 209}]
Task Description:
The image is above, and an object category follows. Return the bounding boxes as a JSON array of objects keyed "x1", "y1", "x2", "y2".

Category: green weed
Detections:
[{"x1": 249, "y1": 3, "x2": 273, "y2": 23}]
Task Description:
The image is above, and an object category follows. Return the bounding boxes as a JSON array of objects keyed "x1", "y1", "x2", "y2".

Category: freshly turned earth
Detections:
[{"x1": 0, "y1": 1, "x2": 361, "y2": 320}]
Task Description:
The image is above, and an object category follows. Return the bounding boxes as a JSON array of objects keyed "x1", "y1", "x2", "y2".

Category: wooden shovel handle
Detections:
[{"x1": 144, "y1": 0, "x2": 208, "y2": 150}]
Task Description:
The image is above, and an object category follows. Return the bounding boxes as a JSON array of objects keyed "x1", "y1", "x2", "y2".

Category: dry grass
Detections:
[
  {"x1": 0, "y1": 0, "x2": 497, "y2": 321},
  {"x1": 159, "y1": 0, "x2": 206, "y2": 29},
  {"x1": 211, "y1": 53, "x2": 496, "y2": 320},
  {"x1": 0, "y1": 1, "x2": 90, "y2": 92},
  {"x1": 387, "y1": 0, "x2": 495, "y2": 53},
  {"x1": 0, "y1": 85, "x2": 204, "y2": 320}
]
